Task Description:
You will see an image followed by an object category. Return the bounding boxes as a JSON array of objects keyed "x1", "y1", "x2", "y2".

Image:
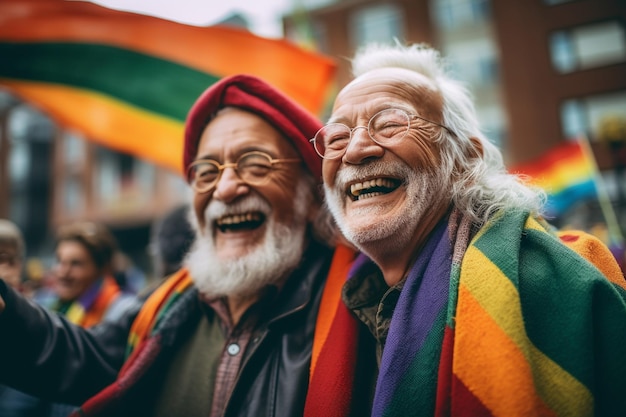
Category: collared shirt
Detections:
[
  {"x1": 341, "y1": 213, "x2": 459, "y2": 366},
  {"x1": 151, "y1": 286, "x2": 277, "y2": 417},
  {"x1": 342, "y1": 266, "x2": 405, "y2": 365},
  {"x1": 205, "y1": 295, "x2": 266, "y2": 417}
]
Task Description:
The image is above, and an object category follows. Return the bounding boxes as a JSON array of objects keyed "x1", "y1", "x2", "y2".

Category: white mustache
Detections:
[
  {"x1": 334, "y1": 160, "x2": 410, "y2": 190},
  {"x1": 204, "y1": 193, "x2": 271, "y2": 225}
]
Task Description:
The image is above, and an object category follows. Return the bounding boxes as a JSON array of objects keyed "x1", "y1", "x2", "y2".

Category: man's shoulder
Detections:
[
  {"x1": 469, "y1": 210, "x2": 624, "y2": 285},
  {"x1": 104, "y1": 293, "x2": 140, "y2": 323}
]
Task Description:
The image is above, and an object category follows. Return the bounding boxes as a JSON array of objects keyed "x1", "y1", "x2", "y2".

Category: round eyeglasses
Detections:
[
  {"x1": 310, "y1": 108, "x2": 455, "y2": 160},
  {"x1": 187, "y1": 151, "x2": 301, "y2": 193}
]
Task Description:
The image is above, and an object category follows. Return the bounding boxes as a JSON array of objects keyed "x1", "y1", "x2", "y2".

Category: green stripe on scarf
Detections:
[
  {"x1": 383, "y1": 306, "x2": 448, "y2": 417},
  {"x1": 125, "y1": 270, "x2": 194, "y2": 358},
  {"x1": 454, "y1": 210, "x2": 626, "y2": 416}
]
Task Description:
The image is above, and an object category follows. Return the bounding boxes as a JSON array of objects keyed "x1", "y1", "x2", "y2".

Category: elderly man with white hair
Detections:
[
  {"x1": 304, "y1": 42, "x2": 626, "y2": 417},
  {"x1": 0, "y1": 75, "x2": 346, "y2": 417}
]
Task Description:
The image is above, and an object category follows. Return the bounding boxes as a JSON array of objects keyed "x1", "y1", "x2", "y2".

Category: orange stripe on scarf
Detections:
[
  {"x1": 81, "y1": 275, "x2": 122, "y2": 328},
  {"x1": 304, "y1": 244, "x2": 359, "y2": 417},
  {"x1": 309, "y1": 244, "x2": 357, "y2": 377},
  {"x1": 557, "y1": 230, "x2": 626, "y2": 288},
  {"x1": 126, "y1": 269, "x2": 193, "y2": 359},
  {"x1": 454, "y1": 284, "x2": 557, "y2": 417}
]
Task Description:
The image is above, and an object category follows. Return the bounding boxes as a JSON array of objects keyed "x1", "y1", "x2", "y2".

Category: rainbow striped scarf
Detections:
[
  {"x1": 305, "y1": 209, "x2": 626, "y2": 416},
  {"x1": 53, "y1": 275, "x2": 121, "y2": 328},
  {"x1": 125, "y1": 269, "x2": 194, "y2": 360}
]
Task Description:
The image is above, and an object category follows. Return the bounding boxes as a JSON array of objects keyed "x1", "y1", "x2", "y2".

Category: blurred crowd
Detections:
[
  {"x1": 0, "y1": 205, "x2": 194, "y2": 417},
  {"x1": 1, "y1": 204, "x2": 195, "y2": 301}
]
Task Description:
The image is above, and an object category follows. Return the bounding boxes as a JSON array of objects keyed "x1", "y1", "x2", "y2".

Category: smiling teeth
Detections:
[
  {"x1": 358, "y1": 191, "x2": 384, "y2": 199},
  {"x1": 350, "y1": 178, "x2": 396, "y2": 196},
  {"x1": 216, "y1": 212, "x2": 261, "y2": 226}
]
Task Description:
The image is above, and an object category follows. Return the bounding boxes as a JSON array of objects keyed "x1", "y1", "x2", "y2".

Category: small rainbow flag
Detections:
[
  {"x1": 510, "y1": 140, "x2": 598, "y2": 216},
  {"x1": 0, "y1": 0, "x2": 336, "y2": 174}
]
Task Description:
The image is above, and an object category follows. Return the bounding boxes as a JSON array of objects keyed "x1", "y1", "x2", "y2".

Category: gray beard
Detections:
[
  {"x1": 185, "y1": 186, "x2": 310, "y2": 299},
  {"x1": 324, "y1": 160, "x2": 444, "y2": 253}
]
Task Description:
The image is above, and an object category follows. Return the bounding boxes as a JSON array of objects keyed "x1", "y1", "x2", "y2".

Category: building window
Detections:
[
  {"x1": 94, "y1": 146, "x2": 155, "y2": 213},
  {"x1": 446, "y1": 38, "x2": 499, "y2": 86},
  {"x1": 349, "y1": 4, "x2": 403, "y2": 49},
  {"x1": 56, "y1": 131, "x2": 86, "y2": 216},
  {"x1": 136, "y1": 159, "x2": 155, "y2": 190},
  {"x1": 476, "y1": 105, "x2": 506, "y2": 148},
  {"x1": 167, "y1": 171, "x2": 192, "y2": 201},
  {"x1": 285, "y1": 11, "x2": 328, "y2": 53},
  {"x1": 550, "y1": 21, "x2": 626, "y2": 73},
  {"x1": 62, "y1": 175, "x2": 84, "y2": 215},
  {"x1": 432, "y1": 0, "x2": 491, "y2": 30},
  {"x1": 9, "y1": 140, "x2": 29, "y2": 187},
  {"x1": 96, "y1": 147, "x2": 120, "y2": 200},
  {"x1": 62, "y1": 131, "x2": 86, "y2": 166},
  {"x1": 560, "y1": 91, "x2": 626, "y2": 142},
  {"x1": 561, "y1": 100, "x2": 587, "y2": 139},
  {"x1": 9, "y1": 194, "x2": 28, "y2": 226}
]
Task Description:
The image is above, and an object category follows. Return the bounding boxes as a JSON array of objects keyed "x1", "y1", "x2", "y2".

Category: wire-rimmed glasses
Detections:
[
  {"x1": 310, "y1": 108, "x2": 455, "y2": 160},
  {"x1": 187, "y1": 151, "x2": 301, "y2": 193}
]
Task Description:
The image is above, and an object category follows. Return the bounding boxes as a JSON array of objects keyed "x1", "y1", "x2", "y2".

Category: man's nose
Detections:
[
  {"x1": 343, "y1": 126, "x2": 384, "y2": 164},
  {"x1": 212, "y1": 167, "x2": 248, "y2": 203}
]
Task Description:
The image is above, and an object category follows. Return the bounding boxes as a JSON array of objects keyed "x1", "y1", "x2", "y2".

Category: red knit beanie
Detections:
[{"x1": 183, "y1": 74, "x2": 323, "y2": 180}]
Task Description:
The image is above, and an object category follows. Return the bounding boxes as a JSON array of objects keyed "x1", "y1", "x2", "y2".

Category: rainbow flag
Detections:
[
  {"x1": 510, "y1": 140, "x2": 598, "y2": 216},
  {"x1": 0, "y1": 0, "x2": 336, "y2": 174}
]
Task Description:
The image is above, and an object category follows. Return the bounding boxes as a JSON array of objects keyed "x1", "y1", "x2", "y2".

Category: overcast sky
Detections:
[{"x1": 89, "y1": 0, "x2": 292, "y2": 37}]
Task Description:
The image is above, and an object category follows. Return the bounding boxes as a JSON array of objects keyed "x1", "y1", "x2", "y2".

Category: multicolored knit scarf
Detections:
[
  {"x1": 125, "y1": 269, "x2": 194, "y2": 359},
  {"x1": 304, "y1": 244, "x2": 360, "y2": 417},
  {"x1": 305, "y1": 209, "x2": 626, "y2": 417},
  {"x1": 54, "y1": 275, "x2": 122, "y2": 328}
]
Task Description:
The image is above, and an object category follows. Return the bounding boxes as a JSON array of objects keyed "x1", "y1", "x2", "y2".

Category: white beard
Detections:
[
  {"x1": 324, "y1": 160, "x2": 445, "y2": 253},
  {"x1": 185, "y1": 184, "x2": 311, "y2": 299}
]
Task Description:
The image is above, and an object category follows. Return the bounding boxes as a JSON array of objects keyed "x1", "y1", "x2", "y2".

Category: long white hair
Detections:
[{"x1": 351, "y1": 42, "x2": 546, "y2": 224}]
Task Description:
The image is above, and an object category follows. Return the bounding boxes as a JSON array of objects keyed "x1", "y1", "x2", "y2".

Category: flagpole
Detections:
[{"x1": 577, "y1": 135, "x2": 624, "y2": 246}]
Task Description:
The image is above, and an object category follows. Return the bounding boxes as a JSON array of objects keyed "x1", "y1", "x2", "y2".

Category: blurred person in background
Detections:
[
  {"x1": 0, "y1": 221, "x2": 137, "y2": 417},
  {"x1": 0, "y1": 218, "x2": 45, "y2": 417},
  {"x1": 110, "y1": 251, "x2": 147, "y2": 296},
  {"x1": 0, "y1": 219, "x2": 25, "y2": 292},
  {"x1": 20, "y1": 258, "x2": 47, "y2": 300},
  {"x1": 37, "y1": 221, "x2": 136, "y2": 325},
  {"x1": 0, "y1": 74, "x2": 342, "y2": 417},
  {"x1": 149, "y1": 203, "x2": 195, "y2": 280}
]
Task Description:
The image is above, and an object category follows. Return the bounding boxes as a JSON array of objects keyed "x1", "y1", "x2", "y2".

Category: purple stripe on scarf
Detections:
[
  {"x1": 372, "y1": 220, "x2": 452, "y2": 415},
  {"x1": 77, "y1": 277, "x2": 105, "y2": 310},
  {"x1": 349, "y1": 252, "x2": 377, "y2": 277}
]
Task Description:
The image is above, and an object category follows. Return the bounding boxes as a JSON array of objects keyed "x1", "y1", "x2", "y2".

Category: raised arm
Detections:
[{"x1": 0, "y1": 279, "x2": 140, "y2": 404}]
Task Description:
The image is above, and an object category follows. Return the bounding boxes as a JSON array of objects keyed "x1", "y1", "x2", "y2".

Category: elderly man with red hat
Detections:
[{"x1": 0, "y1": 75, "x2": 352, "y2": 417}]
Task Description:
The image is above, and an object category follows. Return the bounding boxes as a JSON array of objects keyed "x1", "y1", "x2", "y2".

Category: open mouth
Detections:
[
  {"x1": 215, "y1": 212, "x2": 266, "y2": 232},
  {"x1": 348, "y1": 178, "x2": 401, "y2": 201}
]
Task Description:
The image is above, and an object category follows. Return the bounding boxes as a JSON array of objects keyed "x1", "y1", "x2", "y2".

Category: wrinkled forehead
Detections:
[
  {"x1": 334, "y1": 67, "x2": 444, "y2": 121},
  {"x1": 198, "y1": 107, "x2": 298, "y2": 157}
]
